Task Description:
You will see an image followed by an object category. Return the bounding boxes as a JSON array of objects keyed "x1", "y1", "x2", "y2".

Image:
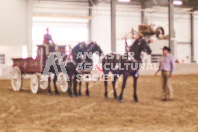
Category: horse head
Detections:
[
  {"x1": 130, "y1": 38, "x2": 152, "y2": 54},
  {"x1": 140, "y1": 38, "x2": 152, "y2": 55},
  {"x1": 78, "y1": 41, "x2": 87, "y2": 52},
  {"x1": 86, "y1": 42, "x2": 103, "y2": 56},
  {"x1": 129, "y1": 37, "x2": 152, "y2": 61},
  {"x1": 71, "y1": 42, "x2": 87, "y2": 64}
]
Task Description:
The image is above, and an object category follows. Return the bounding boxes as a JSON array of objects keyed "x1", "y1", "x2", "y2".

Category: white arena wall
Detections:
[
  {"x1": 92, "y1": 3, "x2": 197, "y2": 63},
  {"x1": 145, "y1": 9, "x2": 192, "y2": 63},
  {"x1": 92, "y1": 3, "x2": 142, "y2": 54},
  {"x1": 194, "y1": 11, "x2": 198, "y2": 63},
  {"x1": 0, "y1": 0, "x2": 32, "y2": 64},
  {"x1": 0, "y1": 1, "x2": 198, "y2": 79},
  {"x1": 0, "y1": 1, "x2": 197, "y2": 63}
]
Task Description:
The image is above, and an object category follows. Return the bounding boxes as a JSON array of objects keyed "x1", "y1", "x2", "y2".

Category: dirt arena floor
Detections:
[{"x1": 0, "y1": 75, "x2": 198, "y2": 132}]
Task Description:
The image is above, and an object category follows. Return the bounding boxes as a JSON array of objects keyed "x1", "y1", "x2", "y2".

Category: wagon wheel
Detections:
[
  {"x1": 11, "y1": 66, "x2": 23, "y2": 91},
  {"x1": 155, "y1": 26, "x2": 165, "y2": 39},
  {"x1": 58, "y1": 73, "x2": 68, "y2": 93},
  {"x1": 30, "y1": 74, "x2": 40, "y2": 94},
  {"x1": 39, "y1": 74, "x2": 48, "y2": 90}
]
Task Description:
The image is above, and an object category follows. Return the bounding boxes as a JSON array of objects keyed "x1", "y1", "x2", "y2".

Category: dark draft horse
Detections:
[
  {"x1": 46, "y1": 42, "x2": 87, "y2": 96},
  {"x1": 73, "y1": 42, "x2": 103, "y2": 96},
  {"x1": 44, "y1": 45, "x2": 61, "y2": 95},
  {"x1": 102, "y1": 37, "x2": 152, "y2": 102}
]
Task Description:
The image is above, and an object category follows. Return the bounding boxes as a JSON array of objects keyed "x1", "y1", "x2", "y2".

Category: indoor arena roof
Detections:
[{"x1": 33, "y1": 0, "x2": 198, "y2": 11}]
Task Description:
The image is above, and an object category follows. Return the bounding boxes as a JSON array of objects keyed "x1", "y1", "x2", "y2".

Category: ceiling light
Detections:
[
  {"x1": 173, "y1": 1, "x2": 183, "y2": 5},
  {"x1": 118, "y1": 0, "x2": 130, "y2": 2}
]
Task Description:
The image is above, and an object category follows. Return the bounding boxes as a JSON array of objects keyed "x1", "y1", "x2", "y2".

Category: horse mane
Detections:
[
  {"x1": 73, "y1": 42, "x2": 83, "y2": 50},
  {"x1": 129, "y1": 38, "x2": 139, "y2": 51},
  {"x1": 86, "y1": 42, "x2": 97, "y2": 51}
]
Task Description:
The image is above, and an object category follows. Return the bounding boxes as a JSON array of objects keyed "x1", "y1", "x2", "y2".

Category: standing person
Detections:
[{"x1": 155, "y1": 46, "x2": 175, "y2": 101}]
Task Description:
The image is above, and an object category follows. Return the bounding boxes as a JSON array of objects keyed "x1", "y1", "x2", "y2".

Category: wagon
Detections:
[{"x1": 11, "y1": 45, "x2": 68, "y2": 94}]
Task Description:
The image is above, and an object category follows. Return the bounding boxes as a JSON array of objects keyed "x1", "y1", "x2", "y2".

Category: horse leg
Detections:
[
  {"x1": 104, "y1": 74, "x2": 108, "y2": 99},
  {"x1": 73, "y1": 75, "x2": 78, "y2": 97},
  {"x1": 78, "y1": 76, "x2": 82, "y2": 96},
  {"x1": 48, "y1": 77, "x2": 52, "y2": 95},
  {"x1": 112, "y1": 75, "x2": 118, "y2": 99},
  {"x1": 133, "y1": 76, "x2": 139, "y2": 102},
  {"x1": 85, "y1": 81, "x2": 90, "y2": 96},
  {"x1": 67, "y1": 75, "x2": 73, "y2": 97},
  {"x1": 53, "y1": 75, "x2": 59, "y2": 95},
  {"x1": 119, "y1": 75, "x2": 128, "y2": 102},
  {"x1": 84, "y1": 75, "x2": 90, "y2": 96}
]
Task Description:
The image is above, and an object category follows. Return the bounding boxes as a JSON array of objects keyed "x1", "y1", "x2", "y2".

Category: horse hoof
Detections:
[
  {"x1": 74, "y1": 94, "x2": 78, "y2": 97},
  {"x1": 48, "y1": 92, "x2": 52, "y2": 96},
  {"x1": 78, "y1": 93, "x2": 82, "y2": 96},
  {"x1": 119, "y1": 99, "x2": 124, "y2": 103},
  {"x1": 68, "y1": 93, "x2": 73, "y2": 97},
  {"x1": 55, "y1": 92, "x2": 60, "y2": 95},
  {"x1": 105, "y1": 96, "x2": 108, "y2": 100},
  {"x1": 86, "y1": 92, "x2": 90, "y2": 96},
  {"x1": 134, "y1": 98, "x2": 139, "y2": 102},
  {"x1": 114, "y1": 96, "x2": 118, "y2": 100}
]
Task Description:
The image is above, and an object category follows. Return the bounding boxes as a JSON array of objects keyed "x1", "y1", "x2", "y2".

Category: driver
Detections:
[
  {"x1": 43, "y1": 28, "x2": 58, "y2": 55},
  {"x1": 43, "y1": 28, "x2": 54, "y2": 45}
]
